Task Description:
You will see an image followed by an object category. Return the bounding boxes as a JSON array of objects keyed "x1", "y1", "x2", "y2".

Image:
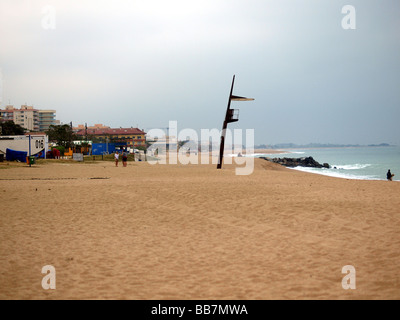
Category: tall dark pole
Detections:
[
  {"x1": 217, "y1": 75, "x2": 254, "y2": 170},
  {"x1": 28, "y1": 134, "x2": 32, "y2": 167},
  {"x1": 217, "y1": 75, "x2": 236, "y2": 169}
]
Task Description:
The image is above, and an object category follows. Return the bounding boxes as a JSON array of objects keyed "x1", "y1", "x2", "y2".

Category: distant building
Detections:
[
  {"x1": 73, "y1": 123, "x2": 110, "y2": 132},
  {"x1": 10, "y1": 105, "x2": 39, "y2": 131},
  {"x1": 0, "y1": 105, "x2": 58, "y2": 132},
  {"x1": 0, "y1": 105, "x2": 17, "y2": 122},
  {"x1": 75, "y1": 127, "x2": 147, "y2": 149},
  {"x1": 38, "y1": 110, "x2": 58, "y2": 132}
]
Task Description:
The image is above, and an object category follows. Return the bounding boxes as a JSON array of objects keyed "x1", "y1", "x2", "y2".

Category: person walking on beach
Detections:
[
  {"x1": 114, "y1": 151, "x2": 119, "y2": 167},
  {"x1": 122, "y1": 152, "x2": 128, "y2": 167},
  {"x1": 387, "y1": 169, "x2": 394, "y2": 181}
]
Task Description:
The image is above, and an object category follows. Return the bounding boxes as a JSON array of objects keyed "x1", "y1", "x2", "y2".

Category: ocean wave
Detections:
[
  {"x1": 290, "y1": 166, "x2": 378, "y2": 180},
  {"x1": 331, "y1": 164, "x2": 371, "y2": 170},
  {"x1": 235, "y1": 152, "x2": 289, "y2": 157}
]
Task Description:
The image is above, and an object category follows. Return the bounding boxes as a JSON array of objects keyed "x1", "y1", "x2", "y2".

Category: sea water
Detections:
[{"x1": 253, "y1": 146, "x2": 400, "y2": 181}]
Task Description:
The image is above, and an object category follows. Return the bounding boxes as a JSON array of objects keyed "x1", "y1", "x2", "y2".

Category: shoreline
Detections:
[
  {"x1": 1, "y1": 156, "x2": 398, "y2": 182},
  {"x1": 1, "y1": 151, "x2": 398, "y2": 183},
  {"x1": 252, "y1": 145, "x2": 399, "y2": 182},
  {"x1": 288, "y1": 166, "x2": 400, "y2": 182}
]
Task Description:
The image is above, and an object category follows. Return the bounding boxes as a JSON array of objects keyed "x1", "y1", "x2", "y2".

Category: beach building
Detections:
[
  {"x1": 0, "y1": 105, "x2": 58, "y2": 132},
  {"x1": 0, "y1": 133, "x2": 48, "y2": 158},
  {"x1": 75, "y1": 127, "x2": 147, "y2": 149}
]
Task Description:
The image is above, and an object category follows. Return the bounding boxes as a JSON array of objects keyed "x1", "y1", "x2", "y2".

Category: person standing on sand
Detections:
[
  {"x1": 122, "y1": 152, "x2": 128, "y2": 167},
  {"x1": 387, "y1": 169, "x2": 394, "y2": 181},
  {"x1": 115, "y1": 151, "x2": 119, "y2": 167}
]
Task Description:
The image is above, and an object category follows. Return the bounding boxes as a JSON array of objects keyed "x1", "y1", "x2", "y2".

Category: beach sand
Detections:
[{"x1": 0, "y1": 157, "x2": 399, "y2": 300}]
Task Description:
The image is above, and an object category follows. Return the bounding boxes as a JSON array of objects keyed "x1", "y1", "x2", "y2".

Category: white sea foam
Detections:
[
  {"x1": 275, "y1": 146, "x2": 400, "y2": 181},
  {"x1": 230, "y1": 152, "x2": 289, "y2": 158},
  {"x1": 290, "y1": 166, "x2": 378, "y2": 180},
  {"x1": 331, "y1": 164, "x2": 371, "y2": 170}
]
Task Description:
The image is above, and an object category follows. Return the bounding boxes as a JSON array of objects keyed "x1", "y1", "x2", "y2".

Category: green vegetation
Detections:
[
  {"x1": 0, "y1": 121, "x2": 25, "y2": 135},
  {"x1": 52, "y1": 146, "x2": 65, "y2": 156},
  {"x1": 46, "y1": 124, "x2": 76, "y2": 148}
]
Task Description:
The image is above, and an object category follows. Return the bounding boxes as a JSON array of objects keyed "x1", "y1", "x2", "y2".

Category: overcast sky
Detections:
[{"x1": 1, "y1": 0, "x2": 399, "y2": 145}]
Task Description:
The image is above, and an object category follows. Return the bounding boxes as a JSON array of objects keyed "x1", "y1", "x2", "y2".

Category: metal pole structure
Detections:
[
  {"x1": 217, "y1": 75, "x2": 254, "y2": 169},
  {"x1": 217, "y1": 75, "x2": 236, "y2": 169},
  {"x1": 28, "y1": 134, "x2": 31, "y2": 167},
  {"x1": 85, "y1": 123, "x2": 88, "y2": 156}
]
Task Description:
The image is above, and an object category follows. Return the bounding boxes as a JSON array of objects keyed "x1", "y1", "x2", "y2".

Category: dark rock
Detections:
[{"x1": 264, "y1": 156, "x2": 330, "y2": 169}]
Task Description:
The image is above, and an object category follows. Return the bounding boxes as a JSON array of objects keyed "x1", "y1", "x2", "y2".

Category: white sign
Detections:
[{"x1": 73, "y1": 153, "x2": 84, "y2": 162}]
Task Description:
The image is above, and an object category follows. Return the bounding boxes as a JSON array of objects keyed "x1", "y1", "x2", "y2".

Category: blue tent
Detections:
[
  {"x1": 92, "y1": 143, "x2": 117, "y2": 155},
  {"x1": 6, "y1": 148, "x2": 28, "y2": 162}
]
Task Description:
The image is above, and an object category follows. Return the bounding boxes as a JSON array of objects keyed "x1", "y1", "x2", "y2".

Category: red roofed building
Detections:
[
  {"x1": 75, "y1": 127, "x2": 146, "y2": 148},
  {"x1": 73, "y1": 124, "x2": 110, "y2": 131}
]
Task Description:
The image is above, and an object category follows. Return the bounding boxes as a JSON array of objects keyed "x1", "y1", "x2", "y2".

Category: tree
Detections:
[
  {"x1": 0, "y1": 121, "x2": 25, "y2": 136},
  {"x1": 46, "y1": 124, "x2": 76, "y2": 148}
]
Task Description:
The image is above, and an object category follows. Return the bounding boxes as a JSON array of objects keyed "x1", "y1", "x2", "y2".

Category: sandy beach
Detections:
[{"x1": 0, "y1": 157, "x2": 399, "y2": 300}]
